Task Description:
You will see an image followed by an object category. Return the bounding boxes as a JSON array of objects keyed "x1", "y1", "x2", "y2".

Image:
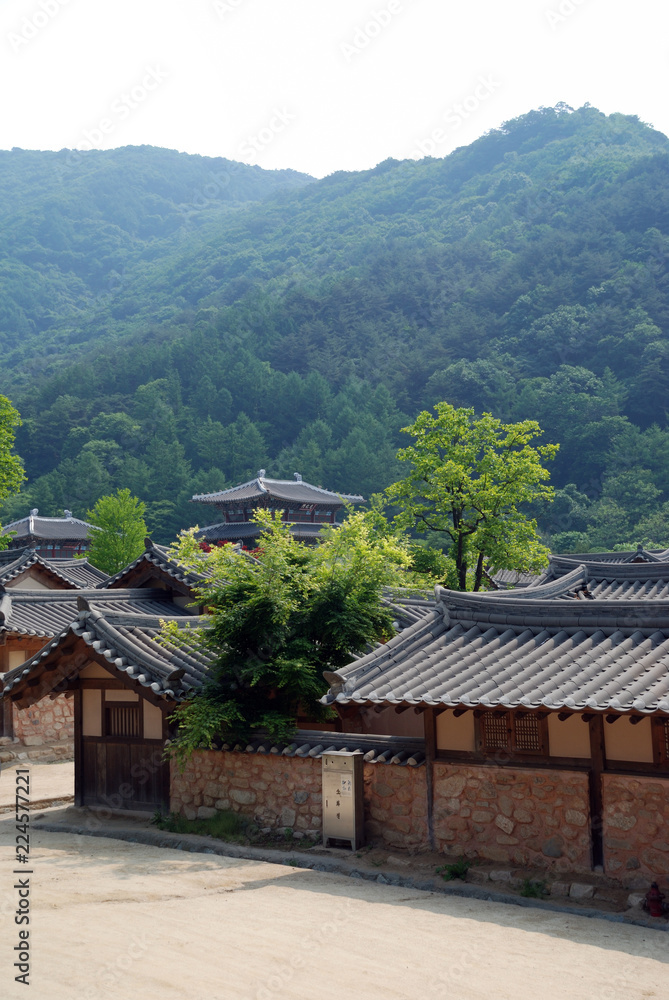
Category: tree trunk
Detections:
[{"x1": 473, "y1": 550, "x2": 485, "y2": 591}]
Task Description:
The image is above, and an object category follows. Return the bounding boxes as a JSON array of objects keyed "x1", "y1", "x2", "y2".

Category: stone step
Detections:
[{"x1": 0, "y1": 739, "x2": 74, "y2": 765}]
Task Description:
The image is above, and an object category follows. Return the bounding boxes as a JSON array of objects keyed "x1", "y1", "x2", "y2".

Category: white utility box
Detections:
[{"x1": 322, "y1": 751, "x2": 364, "y2": 850}]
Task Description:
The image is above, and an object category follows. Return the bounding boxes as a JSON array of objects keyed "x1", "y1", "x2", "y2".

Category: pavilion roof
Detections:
[
  {"x1": 192, "y1": 472, "x2": 364, "y2": 508},
  {"x1": 2, "y1": 510, "x2": 98, "y2": 542}
]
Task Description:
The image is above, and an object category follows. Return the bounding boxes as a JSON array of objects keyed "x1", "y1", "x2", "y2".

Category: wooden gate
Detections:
[
  {"x1": 79, "y1": 739, "x2": 169, "y2": 812},
  {"x1": 76, "y1": 685, "x2": 170, "y2": 813}
]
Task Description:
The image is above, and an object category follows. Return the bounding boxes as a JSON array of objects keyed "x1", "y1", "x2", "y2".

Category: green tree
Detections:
[
  {"x1": 385, "y1": 403, "x2": 558, "y2": 590},
  {"x1": 162, "y1": 509, "x2": 412, "y2": 763},
  {"x1": 86, "y1": 488, "x2": 148, "y2": 575},
  {"x1": 0, "y1": 395, "x2": 26, "y2": 547}
]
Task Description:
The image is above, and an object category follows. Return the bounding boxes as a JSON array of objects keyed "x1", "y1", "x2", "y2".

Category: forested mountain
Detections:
[{"x1": 2, "y1": 104, "x2": 669, "y2": 550}]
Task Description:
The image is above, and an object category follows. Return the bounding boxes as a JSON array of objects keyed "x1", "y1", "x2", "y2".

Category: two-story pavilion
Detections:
[
  {"x1": 192, "y1": 471, "x2": 364, "y2": 545},
  {"x1": 2, "y1": 509, "x2": 98, "y2": 557}
]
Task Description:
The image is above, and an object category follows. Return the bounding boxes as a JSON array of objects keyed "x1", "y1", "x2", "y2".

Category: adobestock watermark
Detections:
[
  {"x1": 238, "y1": 107, "x2": 296, "y2": 163},
  {"x1": 60, "y1": 65, "x2": 169, "y2": 172},
  {"x1": 7, "y1": 0, "x2": 72, "y2": 54},
  {"x1": 545, "y1": 0, "x2": 589, "y2": 30},
  {"x1": 212, "y1": 0, "x2": 249, "y2": 17},
  {"x1": 411, "y1": 75, "x2": 501, "y2": 158},
  {"x1": 340, "y1": 1, "x2": 403, "y2": 63}
]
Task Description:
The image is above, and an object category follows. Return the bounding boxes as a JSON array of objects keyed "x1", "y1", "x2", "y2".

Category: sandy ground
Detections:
[
  {"x1": 0, "y1": 761, "x2": 73, "y2": 810},
  {"x1": 0, "y1": 820, "x2": 666, "y2": 1000}
]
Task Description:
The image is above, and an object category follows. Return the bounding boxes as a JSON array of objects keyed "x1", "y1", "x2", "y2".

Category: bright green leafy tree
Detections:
[
  {"x1": 86, "y1": 488, "x2": 148, "y2": 575},
  {"x1": 385, "y1": 403, "x2": 558, "y2": 590},
  {"x1": 162, "y1": 509, "x2": 412, "y2": 763},
  {"x1": 0, "y1": 396, "x2": 26, "y2": 549}
]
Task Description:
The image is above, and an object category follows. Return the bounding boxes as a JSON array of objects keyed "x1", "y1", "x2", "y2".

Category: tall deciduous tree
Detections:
[
  {"x1": 0, "y1": 395, "x2": 26, "y2": 548},
  {"x1": 385, "y1": 403, "x2": 558, "y2": 590},
  {"x1": 86, "y1": 488, "x2": 148, "y2": 575}
]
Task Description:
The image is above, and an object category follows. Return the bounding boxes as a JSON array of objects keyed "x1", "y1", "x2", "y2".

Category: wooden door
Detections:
[{"x1": 78, "y1": 688, "x2": 169, "y2": 813}]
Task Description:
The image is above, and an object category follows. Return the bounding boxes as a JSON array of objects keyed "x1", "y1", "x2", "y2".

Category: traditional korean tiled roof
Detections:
[
  {"x1": 223, "y1": 731, "x2": 425, "y2": 765},
  {"x1": 525, "y1": 556, "x2": 669, "y2": 601},
  {"x1": 192, "y1": 472, "x2": 364, "y2": 508},
  {"x1": 382, "y1": 590, "x2": 436, "y2": 629},
  {"x1": 0, "y1": 548, "x2": 108, "y2": 589},
  {"x1": 2, "y1": 510, "x2": 98, "y2": 542},
  {"x1": 492, "y1": 568, "x2": 544, "y2": 589},
  {"x1": 101, "y1": 538, "x2": 207, "y2": 592},
  {"x1": 322, "y1": 585, "x2": 669, "y2": 716},
  {"x1": 1, "y1": 605, "x2": 210, "y2": 703},
  {"x1": 0, "y1": 586, "x2": 194, "y2": 639}
]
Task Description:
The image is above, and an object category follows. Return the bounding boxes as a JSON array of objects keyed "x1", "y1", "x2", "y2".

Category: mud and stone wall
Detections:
[
  {"x1": 432, "y1": 763, "x2": 592, "y2": 872},
  {"x1": 171, "y1": 750, "x2": 669, "y2": 884},
  {"x1": 12, "y1": 695, "x2": 74, "y2": 743},
  {"x1": 170, "y1": 749, "x2": 428, "y2": 848},
  {"x1": 602, "y1": 774, "x2": 669, "y2": 878}
]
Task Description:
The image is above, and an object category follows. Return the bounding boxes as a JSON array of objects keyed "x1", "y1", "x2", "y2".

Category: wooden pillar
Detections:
[
  {"x1": 423, "y1": 707, "x2": 436, "y2": 851},
  {"x1": 1, "y1": 696, "x2": 13, "y2": 739},
  {"x1": 588, "y1": 714, "x2": 605, "y2": 869},
  {"x1": 73, "y1": 688, "x2": 83, "y2": 807}
]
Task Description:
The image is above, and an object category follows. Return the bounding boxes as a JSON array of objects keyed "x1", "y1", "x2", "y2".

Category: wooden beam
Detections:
[
  {"x1": 73, "y1": 688, "x2": 83, "y2": 808},
  {"x1": 581, "y1": 713, "x2": 595, "y2": 723},
  {"x1": 394, "y1": 704, "x2": 412, "y2": 715},
  {"x1": 423, "y1": 708, "x2": 436, "y2": 852},
  {"x1": 557, "y1": 712, "x2": 571, "y2": 722},
  {"x1": 413, "y1": 705, "x2": 428, "y2": 715},
  {"x1": 605, "y1": 714, "x2": 620, "y2": 725},
  {"x1": 453, "y1": 708, "x2": 468, "y2": 718},
  {"x1": 629, "y1": 715, "x2": 644, "y2": 725},
  {"x1": 588, "y1": 715, "x2": 606, "y2": 869}
]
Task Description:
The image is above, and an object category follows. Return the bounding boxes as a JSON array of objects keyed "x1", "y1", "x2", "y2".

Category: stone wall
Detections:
[
  {"x1": 170, "y1": 750, "x2": 428, "y2": 848},
  {"x1": 169, "y1": 752, "x2": 669, "y2": 883},
  {"x1": 12, "y1": 695, "x2": 74, "y2": 744},
  {"x1": 364, "y1": 761, "x2": 428, "y2": 849},
  {"x1": 170, "y1": 751, "x2": 323, "y2": 834},
  {"x1": 432, "y1": 763, "x2": 592, "y2": 873},
  {"x1": 603, "y1": 774, "x2": 669, "y2": 878}
]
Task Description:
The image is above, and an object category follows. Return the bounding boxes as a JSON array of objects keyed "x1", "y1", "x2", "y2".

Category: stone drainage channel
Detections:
[{"x1": 31, "y1": 814, "x2": 668, "y2": 933}]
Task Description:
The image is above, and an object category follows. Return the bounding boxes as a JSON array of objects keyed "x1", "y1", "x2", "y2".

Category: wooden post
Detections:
[
  {"x1": 588, "y1": 714, "x2": 606, "y2": 869},
  {"x1": 424, "y1": 707, "x2": 436, "y2": 851},
  {"x1": 73, "y1": 688, "x2": 83, "y2": 807}
]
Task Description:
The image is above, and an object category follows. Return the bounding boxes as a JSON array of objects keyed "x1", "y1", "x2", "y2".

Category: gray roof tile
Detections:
[
  {"x1": 2, "y1": 512, "x2": 98, "y2": 541},
  {"x1": 324, "y1": 588, "x2": 669, "y2": 715},
  {"x1": 192, "y1": 475, "x2": 364, "y2": 507}
]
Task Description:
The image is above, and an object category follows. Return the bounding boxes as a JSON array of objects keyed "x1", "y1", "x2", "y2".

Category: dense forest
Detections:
[{"x1": 2, "y1": 104, "x2": 669, "y2": 551}]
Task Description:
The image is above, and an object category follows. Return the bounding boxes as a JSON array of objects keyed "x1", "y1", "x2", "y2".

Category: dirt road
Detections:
[{"x1": 0, "y1": 820, "x2": 666, "y2": 1000}]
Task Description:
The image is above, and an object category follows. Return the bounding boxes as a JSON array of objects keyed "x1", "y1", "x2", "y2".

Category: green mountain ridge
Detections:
[{"x1": 2, "y1": 104, "x2": 669, "y2": 552}]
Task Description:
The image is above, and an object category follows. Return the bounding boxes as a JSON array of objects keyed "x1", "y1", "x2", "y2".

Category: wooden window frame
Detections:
[
  {"x1": 475, "y1": 710, "x2": 548, "y2": 757},
  {"x1": 104, "y1": 701, "x2": 143, "y2": 740}
]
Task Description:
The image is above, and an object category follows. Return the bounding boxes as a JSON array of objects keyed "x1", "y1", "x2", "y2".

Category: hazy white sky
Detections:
[{"x1": 0, "y1": 0, "x2": 666, "y2": 177}]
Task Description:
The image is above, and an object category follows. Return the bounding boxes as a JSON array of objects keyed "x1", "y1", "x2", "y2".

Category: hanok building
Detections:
[
  {"x1": 2, "y1": 509, "x2": 98, "y2": 557},
  {"x1": 322, "y1": 551, "x2": 669, "y2": 879},
  {"x1": 1, "y1": 604, "x2": 426, "y2": 819},
  {"x1": 192, "y1": 471, "x2": 364, "y2": 546},
  {"x1": 0, "y1": 578, "x2": 197, "y2": 746}
]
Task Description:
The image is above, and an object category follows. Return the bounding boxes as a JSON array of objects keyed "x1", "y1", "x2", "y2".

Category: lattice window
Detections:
[
  {"x1": 664, "y1": 720, "x2": 669, "y2": 760},
  {"x1": 105, "y1": 704, "x2": 141, "y2": 738},
  {"x1": 513, "y1": 714, "x2": 541, "y2": 751},
  {"x1": 481, "y1": 713, "x2": 510, "y2": 750}
]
